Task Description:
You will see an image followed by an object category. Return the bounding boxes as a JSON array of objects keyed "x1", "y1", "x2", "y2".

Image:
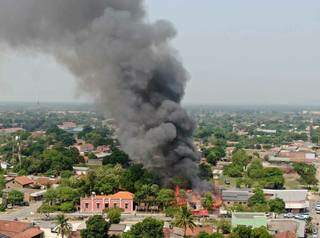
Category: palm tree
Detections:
[
  {"x1": 174, "y1": 206, "x2": 196, "y2": 237},
  {"x1": 55, "y1": 214, "x2": 72, "y2": 238}
]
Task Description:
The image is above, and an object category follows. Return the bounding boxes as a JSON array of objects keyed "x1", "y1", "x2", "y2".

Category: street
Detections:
[{"x1": 0, "y1": 201, "x2": 42, "y2": 221}]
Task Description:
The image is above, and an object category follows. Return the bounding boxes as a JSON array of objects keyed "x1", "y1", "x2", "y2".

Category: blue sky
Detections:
[{"x1": 1, "y1": 0, "x2": 320, "y2": 104}]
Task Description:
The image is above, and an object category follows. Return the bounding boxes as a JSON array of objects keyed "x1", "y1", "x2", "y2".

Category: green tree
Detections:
[
  {"x1": 231, "y1": 225, "x2": 251, "y2": 238},
  {"x1": 198, "y1": 232, "x2": 224, "y2": 238},
  {"x1": 123, "y1": 217, "x2": 164, "y2": 238},
  {"x1": 223, "y1": 163, "x2": 243, "y2": 177},
  {"x1": 247, "y1": 160, "x2": 264, "y2": 179},
  {"x1": 81, "y1": 215, "x2": 109, "y2": 238},
  {"x1": 206, "y1": 146, "x2": 226, "y2": 166},
  {"x1": 174, "y1": 206, "x2": 196, "y2": 237},
  {"x1": 215, "y1": 219, "x2": 231, "y2": 234},
  {"x1": 120, "y1": 164, "x2": 157, "y2": 193},
  {"x1": 202, "y1": 192, "x2": 213, "y2": 211},
  {"x1": 55, "y1": 214, "x2": 72, "y2": 238},
  {"x1": 248, "y1": 188, "x2": 266, "y2": 207},
  {"x1": 293, "y1": 162, "x2": 318, "y2": 185},
  {"x1": 157, "y1": 189, "x2": 175, "y2": 209},
  {"x1": 7, "y1": 190, "x2": 24, "y2": 205},
  {"x1": 199, "y1": 163, "x2": 213, "y2": 180},
  {"x1": 230, "y1": 225, "x2": 272, "y2": 238},
  {"x1": 268, "y1": 198, "x2": 285, "y2": 214},
  {"x1": 232, "y1": 149, "x2": 251, "y2": 168},
  {"x1": 107, "y1": 207, "x2": 122, "y2": 224},
  {"x1": 103, "y1": 148, "x2": 130, "y2": 167},
  {"x1": 251, "y1": 226, "x2": 273, "y2": 238}
]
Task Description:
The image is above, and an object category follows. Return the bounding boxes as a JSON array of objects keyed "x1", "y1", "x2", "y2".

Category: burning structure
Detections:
[{"x1": 0, "y1": 0, "x2": 206, "y2": 187}]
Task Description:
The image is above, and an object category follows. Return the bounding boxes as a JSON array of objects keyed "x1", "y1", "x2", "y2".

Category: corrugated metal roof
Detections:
[{"x1": 222, "y1": 189, "x2": 253, "y2": 202}]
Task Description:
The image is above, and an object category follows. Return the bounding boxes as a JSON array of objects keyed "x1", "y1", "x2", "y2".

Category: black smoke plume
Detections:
[{"x1": 0, "y1": 0, "x2": 205, "y2": 188}]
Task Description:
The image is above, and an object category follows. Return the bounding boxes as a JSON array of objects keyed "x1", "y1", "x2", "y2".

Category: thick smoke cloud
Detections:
[{"x1": 0, "y1": 0, "x2": 205, "y2": 188}]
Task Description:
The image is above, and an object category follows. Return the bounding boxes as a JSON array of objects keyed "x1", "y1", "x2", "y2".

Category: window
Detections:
[
  {"x1": 125, "y1": 203, "x2": 129, "y2": 209},
  {"x1": 85, "y1": 203, "x2": 89, "y2": 209},
  {"x1": 105, "y1": 203, "x2": 109, "y2": 208},
  {"x1": 113, "y1": 203, "x2": 118, "y2": 208},
  {"x1": 97, "y1": 203, "x2": 100, "y2": 209}
]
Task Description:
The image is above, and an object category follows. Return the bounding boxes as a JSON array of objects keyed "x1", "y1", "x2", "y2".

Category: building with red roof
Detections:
[
  {"x1": 0, "y1": 220, "x2": 43, "y2": 238},
  {"x1": 6, "y1": 176, "x2": 34, "y2": 189},
  {"x1": 80, "y1": 191, "x2": 134, "y2": 213}
]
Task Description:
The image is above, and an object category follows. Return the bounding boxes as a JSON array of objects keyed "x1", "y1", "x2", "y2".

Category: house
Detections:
[
  {"x1": 87, "y1": 159, "x2": 103, "y2": 166},
  {"x1": 175, "y1": 186, "x2": 203, "y2": 210},
  {"x1": 6, "y1": 176, "x2": 34, "y2": 189},
  {"x1": 74, "y1": 144, "x2": 95, "y2": 155},
  {"x1": 80, "y1": 191, "x2": 134, "y2": 213},
  {"x1": 0, "y1": 220, "x2": 44, "y2": 238},
  {"x1": 0, "y1": 128, "x2": 23, "y2": 134},
  {"x1": 73, "y1": 167, "x2": 90, "y2": 176},
  {"x1": 268, "y1": 219, "x2": 305, "y2": 238},
  {"x1": 58, "y1": 122, "x2": 77, "y2": 130},
  {"x1": 222, "y1": 189, "x2": 253, "y2": 207},
  {"x1": 256, "y1": 128, "x2": 277, "y2": 134},
  {"x1": 231, "y1": 212, "x2": 267, "y2": 228},
  {"x1": 3, "y1": 188, "x2": 46, "y2": 204},
  {"x1": 96, "y1": 145, "x2": 111, "y2": 153},
  {"x1": 32, "y1": 177, "x2": 59, "y2": 189},
  {"x1": 263, "y1": 189, "x2": 309, "y2": 213},
  {"x1": 108, "y1": 224, "x2": 127, "y2": 236},
  {"x1": 270, "y1": 148, "x2": 317, "y2": 164}
]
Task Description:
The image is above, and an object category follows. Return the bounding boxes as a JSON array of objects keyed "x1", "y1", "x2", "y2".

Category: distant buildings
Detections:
[
  {"x1": 58, "y1": 122, "x2": 77, "y2": 130},
  {"x1": 73, "y1": 166, "x2": 90, "y2": 176},
  {"x1": 263, "y1": 189, "x2": 309, "y2": 213},
  {"x1": 0, "y1": 127, "x2": 23, "y2": 134},
  {"x1": 80, "y1": 191, "x2": 134, "y2": 213},
  {"x1": 74, "y1": 143, "x2": 95, "y2": 155},
  {"x1": 268, "y1": 141, "x2": 318, "y2": 164},
  {"x1": 256, "y1": 128, "x2": 277, "y2": 134}
]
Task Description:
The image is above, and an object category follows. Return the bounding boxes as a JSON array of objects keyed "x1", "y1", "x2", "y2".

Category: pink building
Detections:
[{"x1": 80, "y1": 191, "x2": 134, "y2": 213}]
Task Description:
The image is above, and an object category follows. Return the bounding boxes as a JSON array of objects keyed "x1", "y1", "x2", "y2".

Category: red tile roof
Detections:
[
  {"x1": 0, "y1": 220, "x2": 43, "y2": 238},
  {"x1": 15, "y1": 176, "x2": 34, "y2": 186},
  {"x1": 13, "y1": 227, "x2": 44, "y2": 238},
  {"x1": 96, "y1": 191, "x2": 134, "y2": 200},
  {"x1": 34, "y1": 177, "x2": 59, "y2": 186}
]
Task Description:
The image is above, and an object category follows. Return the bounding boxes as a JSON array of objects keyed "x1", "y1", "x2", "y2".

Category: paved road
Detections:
[{"x1": 0, "y1": 201, "x2": 42, "y2": 221}]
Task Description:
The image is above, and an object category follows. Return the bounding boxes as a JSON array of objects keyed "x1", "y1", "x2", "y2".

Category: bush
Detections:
[
  {"x1": 164, "y1": 206, "x2": 179, "y2": 218},
  {"x1": 59, "y1": 202, "x2": 75, "y2": 212},
  {"x1": 38, "y1": 203, "x2": 60, "y2": 213},
  {"x1": 8, "y1": 190, "x2": 24, "y2": 206},
  {"x1": 107, "y1": 207, "x2": 122, "y2": 224}
]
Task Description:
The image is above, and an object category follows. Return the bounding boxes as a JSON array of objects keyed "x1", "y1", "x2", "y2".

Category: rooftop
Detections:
[
  {"x1": 0, "y1": 220, "x2": 43, "y2": 238},
  {"x1": 232, "y1": 212, "x2": 267, "y2": 228},
  {"x1": 14, "y1": 176, "x2": 34, "y2": 186},
  {"x1": 95, "y1": 191, "x2": 134, "y2": 200}
]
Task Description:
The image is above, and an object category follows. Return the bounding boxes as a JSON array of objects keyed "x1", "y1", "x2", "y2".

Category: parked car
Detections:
[
  {"x1": 51, "y1": 226, "x2": 58, "y2": 233},
  {"x1": 294, "y1": 213, "x2": 310, "y2": 220},
  {"x1": 284, "y1": 213, "x2": 294, "y2": 218}
]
